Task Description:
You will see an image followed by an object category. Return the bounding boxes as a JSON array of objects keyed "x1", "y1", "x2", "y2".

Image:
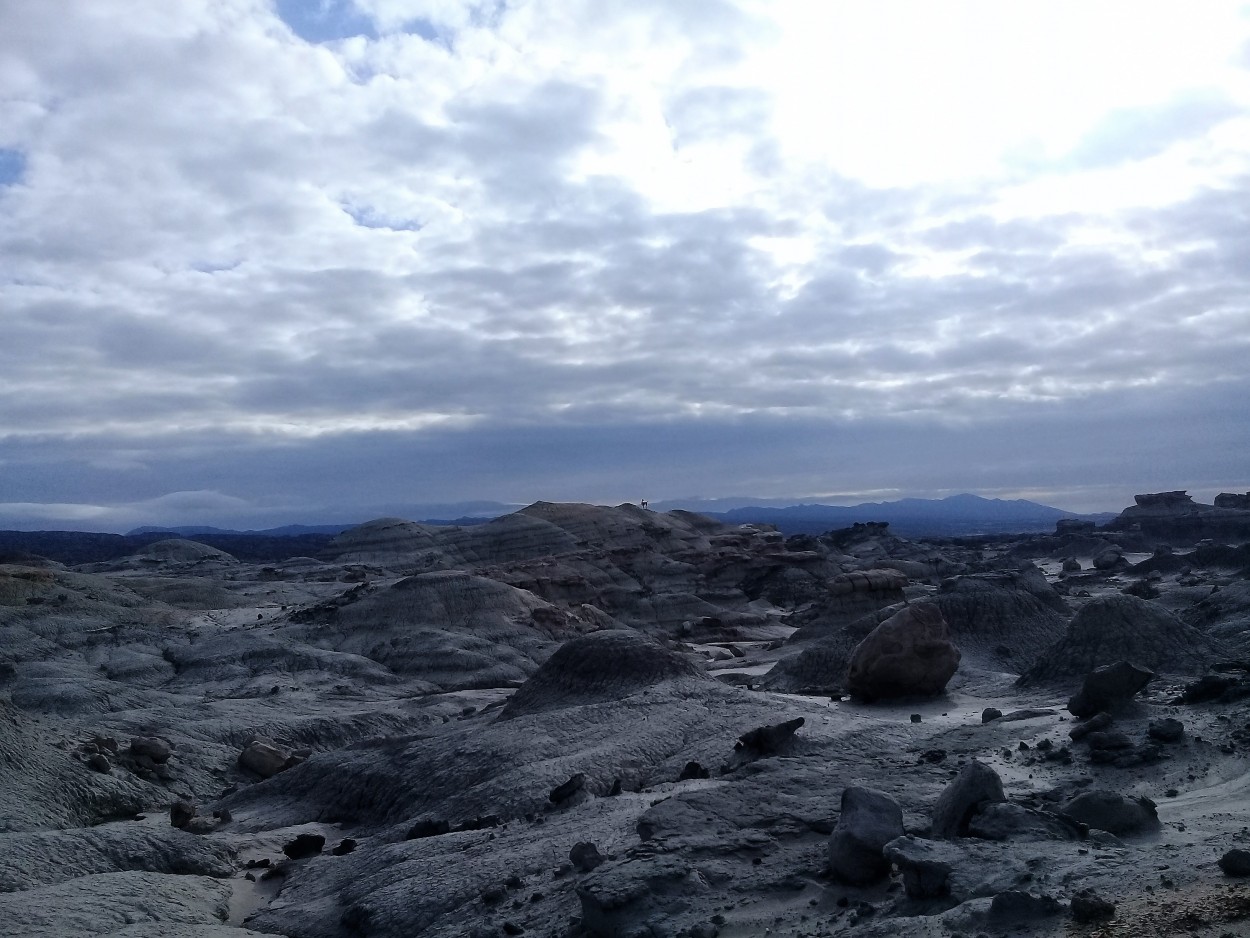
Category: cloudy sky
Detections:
[{"x1": 2, "y1": 0, "x2": 1249, "y2": 531}]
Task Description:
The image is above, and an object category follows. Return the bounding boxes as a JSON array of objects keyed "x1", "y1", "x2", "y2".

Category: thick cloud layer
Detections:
[{"x1": 1, "y1": 1, "x2": 1248, "y2": 529}]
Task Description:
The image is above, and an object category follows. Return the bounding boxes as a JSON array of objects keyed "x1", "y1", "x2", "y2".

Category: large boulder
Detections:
[
  {"x1": 1067, "y1": 661, "x2": 1154, "y2": 718},
  {"x1": 930, "y1": 760, "x2": 1006, "y2": 839},
  {"x1": 846, "y1": 603, "x2": 960, "y2": 700},
  {"x1": 827, "y1": 787, "x2": 904, "y2": 884}
]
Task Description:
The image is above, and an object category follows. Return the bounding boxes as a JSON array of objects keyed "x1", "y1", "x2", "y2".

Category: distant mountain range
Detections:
[
  {"x1": 0, "y1": 494, "x2": 1117, "y2": 564},
  {"x1": 657, "y1": 493, "x2": 1116, "y2": 537}
]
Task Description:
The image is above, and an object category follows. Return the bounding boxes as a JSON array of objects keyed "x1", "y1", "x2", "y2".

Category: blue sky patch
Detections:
[
  {"x1": 0, "y1": 149, "x2": 26, "y2": 187},
  {"x1": 275, "y1": 0, "x2": 378, "y2": 43}
]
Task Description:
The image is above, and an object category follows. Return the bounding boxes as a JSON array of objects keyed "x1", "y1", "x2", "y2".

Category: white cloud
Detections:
[{"x1": 0, "y1": 0, "x2": 1247, "y2": 521}]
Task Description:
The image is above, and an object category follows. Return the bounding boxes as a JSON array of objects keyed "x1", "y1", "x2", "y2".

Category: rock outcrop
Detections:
[{"x1": 1106, "y1": 491, "x2": 1250, "y2": 541}]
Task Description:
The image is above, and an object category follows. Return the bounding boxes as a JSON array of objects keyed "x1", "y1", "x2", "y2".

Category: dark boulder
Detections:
[
  {"x1": 827, "y1": 787, "x2": 904, "y2": 884},
  {"x1": 846, "y1": 603, "x2": 960, "y2": 700},
  {"x1": 1070, "y1": 890, "x2": 1116, "y2": 923},
  {"x1": 678, "y1": 761, "x2": 710, "y2": 781},
  {"x1": 1068, "y1": 661, "x2": 1155, "y2": 718},
  {"x1": 569, "y1": 842, "x2": 605, "y2": 873},
  {"x1": 1069, "y1": 711, "x2": 1113, "y2": 740},
  {"x1": 930, "y1": 760, "x2": 1005, "y2": 839},
  {"x1": 407, "y1": 819, "x2": 450, "y2": 839},
  {"x1": 549, "y1": 773, "x2": 586, "y2": 804},
  {"x1": 130, "y1": 736, "x2": 172, "y2": 765},
  {"x1": 169, "y1": 801, "x2": 196, "y2": 829},
  {"x1": 883, "y1": 836, "x2": 952, "y2": 899},
  {"x1": 1148, "y1": 718, "x2": 1185, "y2": 742},
  {"x1": 989, "y1": 891, "x2": 1062, "y2": 919},
  {"x1": 1219, "y1": 849, "x2": 1250, "y2": 876},
  {"x1": 736, "y1": 717, "x2": 804, "y2": 755},
  {"x1": 1061, "y1": 790, "x2": 1158, "y2": 835},
  {"x1": 283, "y1": 833, "x2": 325, "y2": 859}
]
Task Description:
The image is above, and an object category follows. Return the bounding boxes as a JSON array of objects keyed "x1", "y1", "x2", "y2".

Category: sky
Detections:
[{"x1": 2, "y1": 0, "x2": 1249, "y2": 531}]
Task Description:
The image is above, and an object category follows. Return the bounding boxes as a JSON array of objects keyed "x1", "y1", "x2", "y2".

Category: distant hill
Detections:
[
  {"x1": 0, "y1": 494, "x2": 1118, "y2": 563},
  {"x1": 127, "y1": 523, "x2": 355, "y2": 537},
  {"x1": 682, "y1": 494, "x2": 1116, "y2": 536}
]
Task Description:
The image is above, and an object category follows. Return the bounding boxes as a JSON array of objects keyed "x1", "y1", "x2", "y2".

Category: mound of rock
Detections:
[
  {"x1": 498, "y1": 630, "x2": 708, "y2": 719},
  {"x1": 933, "y1": 567, "x2": 1068, "y2": 669},
  {"x1": 846, "y1": 603, "x2": 960, "y2": 700},
  {"x1": 1019, "y1": 593, "x2": 1227, "y2": 684},
  {"x1": 132, "y1": 539, "x2": 237, "y2": 566}
]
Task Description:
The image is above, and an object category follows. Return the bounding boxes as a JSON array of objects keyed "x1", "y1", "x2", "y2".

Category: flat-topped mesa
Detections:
[
  {"x1": 1135, "y1": 491, "x2": 1195, "y2": 508},
  {"x1": 1105, "y1": 490, "x2": 1250, "y2": 542}
]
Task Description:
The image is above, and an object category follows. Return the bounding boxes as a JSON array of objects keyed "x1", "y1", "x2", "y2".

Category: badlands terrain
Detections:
[{"x1": 2, "y1": 492, "x2": 1250, "y2": 937}]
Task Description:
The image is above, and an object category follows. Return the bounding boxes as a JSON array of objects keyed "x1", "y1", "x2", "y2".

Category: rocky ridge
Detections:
[{"x1": 1, "y1": 494, "x2": 1250, "y2": 937}]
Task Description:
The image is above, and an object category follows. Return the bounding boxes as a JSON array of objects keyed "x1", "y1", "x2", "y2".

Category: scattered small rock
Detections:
[{"x1": 331, "y1": 838, "x2": 357, "y2": 856}]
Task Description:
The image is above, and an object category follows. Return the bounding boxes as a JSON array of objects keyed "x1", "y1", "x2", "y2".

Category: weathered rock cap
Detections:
[
  {"x1": 1068, "y1": 661, "x2": 1155, "y2": 718},
  {"x1": 846, "y1": 602, "x2": 960, "y2": 701}
]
